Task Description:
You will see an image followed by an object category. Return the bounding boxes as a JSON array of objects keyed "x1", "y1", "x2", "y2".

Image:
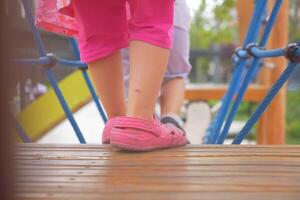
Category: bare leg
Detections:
[
  {"x1": 88, "y1": 51, "x2": 126, "y2": 119},
  {"x1": 160, "y1": 78, "x2": 185, "y2": 116},
  {"x1": 127, "y1": 41, "x2": 169, "y2": 121}
]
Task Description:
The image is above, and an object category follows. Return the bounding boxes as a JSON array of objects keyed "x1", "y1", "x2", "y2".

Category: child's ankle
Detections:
[{"x1": 126, "y1": 113, "x2": 153, "y2": 122}]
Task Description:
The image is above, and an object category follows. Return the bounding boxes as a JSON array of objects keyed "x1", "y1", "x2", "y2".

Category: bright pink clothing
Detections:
[
  {"x1": 36, "y1": 0, "x2": 174, "y2": 62},
  {"x1": 35, "y1": 0, "x2": 78, "y2": 37}
]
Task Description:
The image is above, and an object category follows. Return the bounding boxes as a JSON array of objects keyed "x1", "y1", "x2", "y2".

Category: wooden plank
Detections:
[
  {"x1": 15, "y1": 169, "x2": 300, "y2": 177},
  {"x1": 14, "y1": 144, "x2": 300, "y2": 200},
  {"x1": 184, "y1": 84, "x2": 267, "y2": 102},
  {"x1": 14, "y1": 192, "x2": 300, "y2": 200},
  {"x1": 14, "y1": 165, "x2": 300, "y2": 173},
  {"x1": 236, "y1": 0, "x2": 253, "y2": 45},
  {"x1": 14, "y1": 143, "x2": 300, "y2": 150}
]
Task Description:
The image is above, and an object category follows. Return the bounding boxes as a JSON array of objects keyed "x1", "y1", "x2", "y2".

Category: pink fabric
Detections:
[
  {"x1": 35, "y1": 0, "x2": 78, "y2": 37},
  {"x1": 110, "y1": 116, "x2": 187, "y2": 151},
  {"x1": 35, "y1": 0, "x2": 132, "y2": 37},
  {"x1": 35, "y1": 0, "x2": 174, "y2": 62}
]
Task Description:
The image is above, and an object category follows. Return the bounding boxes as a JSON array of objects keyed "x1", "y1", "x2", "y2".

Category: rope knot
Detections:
[
  {"x1": 44, "y1": 53, "x2": 57, "y2": 69},
  {"x1": 284, "y1": 43, "x2": 300, "y2": 63},
  {"x1": 246, "y1": 43, "x2": 262, "y2": 58}
]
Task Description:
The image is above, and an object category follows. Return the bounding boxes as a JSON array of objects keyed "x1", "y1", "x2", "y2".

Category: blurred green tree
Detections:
[{"x1": 190, "y1": 0, "x2": 237, "y2": 49}]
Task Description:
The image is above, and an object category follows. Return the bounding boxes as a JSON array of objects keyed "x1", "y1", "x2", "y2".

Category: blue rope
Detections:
[
  {"x1": 250, "y1": 47, "x2": 285, "y2": 58},
  {"x1": 69, "y1": 38, "x2": 81, "y2": 59},
  {"x1": 233, "y1": 62, "x2": 299, "y2": 144},
  {"x1": 14, "y1": 56, "x2": 87, "y2": 69},
  {"x1": 21, "y1": 0, "x2": 86, "y2": 143},
  {"x1": 12, "y1": 115, "x2": 32, "y2": 143},
  {"x1": 81, "y1": 70, "x2": 108, "y2": 123},
  {"x1": 68, "y1": 38, "x2": 108, "y2": 123},
  {"x1": 46, "y1": 69, "x2": 86, "y2": 143},
  {"x1": 21, "y1": 0, "x2": 46, "y2": 56},
  {"x1": 57, "y1": 57, "x2": 87, "y2": 69},
  {"x1": 14, "y1": 57, "x2": 51, "y2": 66},
  {"x1": 236, "y1": 47, "x2": 286, "y2": 59},
  {"x1": 217, "y1": 0, "x2": 283, "y2": 144},
  {"x1": 204, "y1": 0, "x2": 267, "y2": 144}
]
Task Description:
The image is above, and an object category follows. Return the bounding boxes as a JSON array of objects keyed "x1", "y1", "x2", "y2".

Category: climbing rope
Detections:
[
  {"x1": 204, "y1": 0, "x2": 268, "y2": 144},
  {"x1": 233, "y1": 52, "x2": 300, "y2": 144},
  {"x1": 14, "y1": 0, "x2": 108, "y2": 143},
  {"x1": 205, "y1": 0, "x2": 300, "y2": 144},
  {"x1": 217, "y1": 0, "x2": 283, "y2": 144}
]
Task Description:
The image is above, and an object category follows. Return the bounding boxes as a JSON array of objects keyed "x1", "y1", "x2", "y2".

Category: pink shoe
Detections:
[
  {"x1": 110, "y1": 116, "x2": 188, "y2": 151},
  {"x1": 102, "y1": 117, "x2": 119, "y2": 144}
]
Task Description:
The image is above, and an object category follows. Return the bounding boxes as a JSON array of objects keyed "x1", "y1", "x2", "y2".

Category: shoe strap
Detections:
[{"x1": 115, "y1": 117, "x2": 159, "y2": 137}]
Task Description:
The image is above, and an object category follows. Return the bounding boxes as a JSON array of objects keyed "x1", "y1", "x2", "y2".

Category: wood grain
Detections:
[{"x1": 14, "y1": 144, "x2": 300, "y2": 200}]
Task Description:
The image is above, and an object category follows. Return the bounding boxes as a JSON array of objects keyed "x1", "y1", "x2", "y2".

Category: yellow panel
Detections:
[{"x1": 16, "y1": 70, "x2": 92, "y2": 141}]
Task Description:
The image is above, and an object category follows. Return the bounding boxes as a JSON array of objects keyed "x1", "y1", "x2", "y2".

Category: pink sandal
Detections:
[
  {"x1": 110, "y1": 116, "x2": 188, "y2": 151},
  {"x1": 102, "y1": 117, "x2": 119, "y2": 144}
]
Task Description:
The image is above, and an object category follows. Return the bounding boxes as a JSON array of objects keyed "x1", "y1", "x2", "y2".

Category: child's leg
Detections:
[
  {"x1": 126, "y1": 0, "x2": 174, "y2": 121},
  {"x1": 160, "y1": 26, "x2": 192, "y2": 123},
  {"x1": 160, "y1": 78, "x2": 185, "y2": 116},
  {"x1": 72, "y1": 0, "x2": 128, "y2": 119},
  {"x1": 127, "y1": 41, "x2": 169, "y2": 121},
  {"x1": 88, "y1": 51, "x2": 126, "y2": 118},
  {"x1": 110, "y1": 0, "x2": 188, "y2": 151}
]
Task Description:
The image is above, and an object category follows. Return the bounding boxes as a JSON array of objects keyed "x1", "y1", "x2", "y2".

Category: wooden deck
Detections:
[{"x1": 14, "y1": 144, "x2": 300, "y2": 200}]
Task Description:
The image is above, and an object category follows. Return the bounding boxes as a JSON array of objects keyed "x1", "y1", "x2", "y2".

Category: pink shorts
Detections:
[{"x1": 71, "y1": 0, "x2": 174, "y2": 62}]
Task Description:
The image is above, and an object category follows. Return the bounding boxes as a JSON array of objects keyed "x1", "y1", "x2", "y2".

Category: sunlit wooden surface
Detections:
[{"x1": 15, "y1": 144, "x2": 300, "y2": 200}]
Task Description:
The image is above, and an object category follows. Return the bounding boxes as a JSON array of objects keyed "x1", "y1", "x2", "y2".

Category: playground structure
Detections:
[
  {"x1": 15, "y1": 2, "x2": 298, "y2": 144},
  {"x1": 14, "y1": 0, "x2": 297, "y2": 145},
  {"x1": 12, "y1": 0, "x2": 300, "y2": 199},
  {"x1": 187, "y1": 0, "x2": 293, "y2": 145}
]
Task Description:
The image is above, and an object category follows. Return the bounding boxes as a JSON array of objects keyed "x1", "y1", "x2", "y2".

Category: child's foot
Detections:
[
  {"x1": 161, "y1": 115, "x2": 191, "y2": 144},
  {"x1": 161, "y1": 115, "x2": 185, "y2": 132},
  {"x1": 102, "y1": 117, "x2": 119, "y2": 144},
  {"x1": 110, "y1": 116, "x2": 188, "y2": 151}
]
